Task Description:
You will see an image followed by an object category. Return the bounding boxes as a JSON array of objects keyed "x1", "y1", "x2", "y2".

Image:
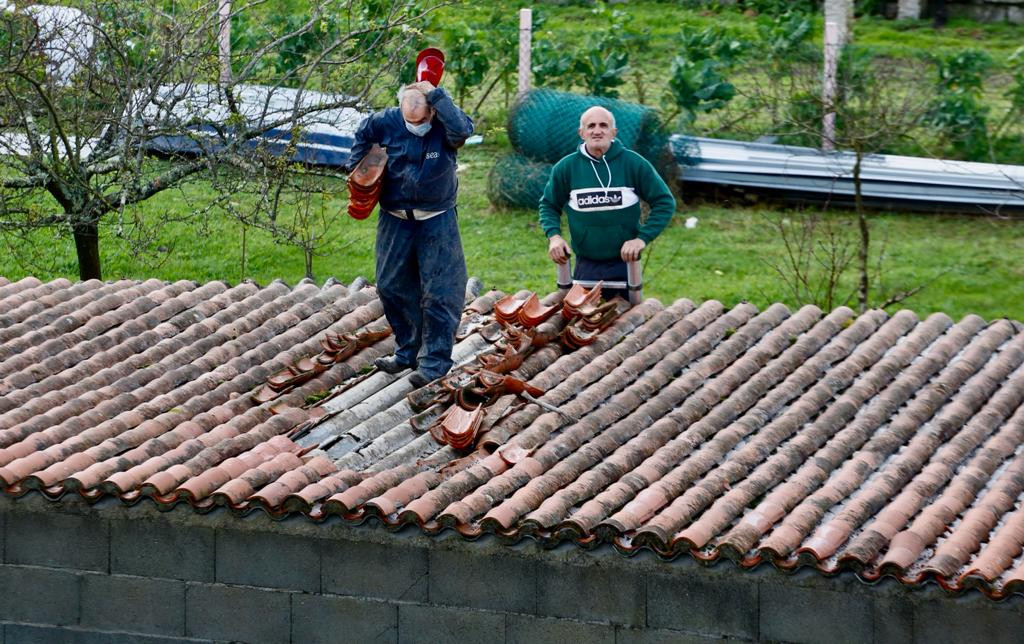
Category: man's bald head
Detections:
[
  {"x1": 399, "y1": 86, "x2": 433, "y2": 125},
  {"x1": 579, "y1": 106, "x2": 616, "y2": 129},
  {"x1": 578, "y1": 106, "x2": 617, "y2": 158}
]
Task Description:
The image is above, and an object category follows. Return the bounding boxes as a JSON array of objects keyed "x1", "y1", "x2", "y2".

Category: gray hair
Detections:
[
  {"x1": 579, "y1": 106, "x2": 617, "y2": 129},
  {"x1": 397, "y1": 85, "x2": 428, "y2": 108}
]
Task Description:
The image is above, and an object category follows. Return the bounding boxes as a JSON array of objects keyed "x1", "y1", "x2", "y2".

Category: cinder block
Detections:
[
  {"x1": 914, "y1": 594, "x2": 1024, "y2": 644},
  {"x1": 960, "y1": 5, "x2": 1008, "y2": 21},
  {"x1": 430, "y1": 548, "x2": 536, "y2": 614},
  {"x1": 397, "y1": 603, "x2": 505, "y2": 644},
  {"x1": 760, "y1": 583, "x2": 872, "y2": 644},
  {"x1": 81, "y1": 573, "x2": 185, "y2": 636},
  {"x1": 111, "y1": 518, "x2": 214, "y2": 582},
  {"x1": 507, "y1": 614, "x2": 615, "y2": 644},
  {"x1": 536, "y1": 561, "x2": 645, "y2": 627},
  {"x1": 647, "y1": 570, "x2": 758, "y2": 639},
  {"x1": 215, "y1": 529, "x2": 321, "y2": 592},
  {"x1": 615, "y1": 625, "x2": 724, "y2": 644},
  {"x1": 614, "y1": 626, "x2": 720, "y2": 642},
  {"x1": 2, "y1": 623, "x2": 213, "y2": 643},
  {"x1": 292, "y1": 594, "x2": 397, "y2": 643},
  {"x1": 323, "y1": 538, "x2": 428, "y2": 602},
  {"x1": 5, "y1": 511, "x2": 108, "y2": 571},
  {"x1": 185, "y1": 581, "x2": 291, "y2": 644},
  {"x1": 873, "y1": 591, "x2": 914, "y2": 643},
  {"x1": 0, "y1": 564, "x2": 80, "y2": 625}
]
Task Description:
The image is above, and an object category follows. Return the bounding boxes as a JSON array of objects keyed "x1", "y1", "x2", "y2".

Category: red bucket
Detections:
[{"x1": 415, "y1": 47, "x2": 445, "y2": 86}]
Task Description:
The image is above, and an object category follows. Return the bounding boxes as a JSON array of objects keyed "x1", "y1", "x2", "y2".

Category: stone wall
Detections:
[
  {"x1": 950, "y1": 1, "x2": 1024, "y2": 24},
  {"x1": 1, "y1": 494, "x2": 1022, "y2": 643},
  {"x1": 886, "y1": 0, "x2": 1024, "y2": 23}
]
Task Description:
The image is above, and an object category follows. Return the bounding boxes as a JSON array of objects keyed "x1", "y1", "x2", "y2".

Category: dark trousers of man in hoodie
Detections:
[
  {"x1": 573, "y1": 256, "x2": 629, "y2": 302},
  {"x1": 375, "y1": 207, "x2": 467, "y2": 381}
]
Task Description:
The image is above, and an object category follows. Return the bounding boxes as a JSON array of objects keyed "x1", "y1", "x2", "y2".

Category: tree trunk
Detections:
[
  {"x1": 896, "y1": 0, "x2": 922, "y2": 20},
  {"x1": 73, "y1": 219, "x2": 102, "y2": 281}
]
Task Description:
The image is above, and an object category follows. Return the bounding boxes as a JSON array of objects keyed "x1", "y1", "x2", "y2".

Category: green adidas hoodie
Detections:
[{"x1": 539, "y1": 139, "x2": 676, "y2": 261}]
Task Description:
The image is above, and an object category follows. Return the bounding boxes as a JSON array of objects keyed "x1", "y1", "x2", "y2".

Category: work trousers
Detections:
[
  {"x1": 375, "y1": 207, "x2": 467, "y2": 379},
  {"x1": 574, "y1": 256, "x2": 629, "y2": 302}
]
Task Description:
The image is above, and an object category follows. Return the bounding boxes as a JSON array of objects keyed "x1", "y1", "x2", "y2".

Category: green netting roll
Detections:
[
  {"x1": 487, "y1": 153, "x2": 554, "y2": 210},
  {"x1": 508, "y1": 89, "x2": 669, "y2": 167}
]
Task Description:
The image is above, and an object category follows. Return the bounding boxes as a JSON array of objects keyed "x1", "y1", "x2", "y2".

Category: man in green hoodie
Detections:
[{"x1": 539, "y1": 106, "x2": 676, "y2": 301}]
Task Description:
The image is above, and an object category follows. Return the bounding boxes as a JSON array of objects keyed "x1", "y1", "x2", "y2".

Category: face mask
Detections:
[{"x1": 405, "y1": 120, "x2": 432, "y2": 137}]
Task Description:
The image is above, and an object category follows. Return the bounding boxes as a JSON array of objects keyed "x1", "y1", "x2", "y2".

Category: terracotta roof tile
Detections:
[
  {"x1": 0, "y1": 276, "x2": 43, "y2": 308},
  {"x1": 4, "y1": 276, "x2": 1024, "y2": 598}
]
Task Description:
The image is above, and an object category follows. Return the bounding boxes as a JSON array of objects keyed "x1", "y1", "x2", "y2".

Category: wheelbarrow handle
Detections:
[
  {"x1": 556, "y1": 257, "x2": 573, "y2": 291},
  {"x1": 626, "y1": 259, "x2": 643, "y2": 306},
  {"x1": 555, "y1": 257, "x2": 644, "y2": 305}
]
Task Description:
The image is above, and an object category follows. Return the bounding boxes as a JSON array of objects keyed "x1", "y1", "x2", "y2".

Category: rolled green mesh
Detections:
[
  {"x1": 487, "y1": 153, "x2": 553, "y2": 210},
  {"x1": 488, "y1": 89, "x2": 681, "y2": 209},
  {"x1": 507, "y1": 88, "x2": 670, "y2": 167}
]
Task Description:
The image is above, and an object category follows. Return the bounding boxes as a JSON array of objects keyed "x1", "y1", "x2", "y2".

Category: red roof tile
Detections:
[{"x1": 2, "y1": 276, "x2": 1024, "y2": 598}]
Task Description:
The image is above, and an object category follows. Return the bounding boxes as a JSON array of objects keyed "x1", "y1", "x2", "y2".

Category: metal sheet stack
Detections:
[{"x1": 673, "y1": 135, "x2": 1024, "y2": 214}]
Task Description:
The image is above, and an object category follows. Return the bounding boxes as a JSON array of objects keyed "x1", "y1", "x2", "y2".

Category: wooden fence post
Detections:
[
  {"x1": 218, "y1": 0, "x2": 231, "y2": 84},
  {"x1": 897, "y1": 0, "x2": 922, "y2": 20},
  {"x1": 518, "y1": 8, "x2": 532, "y2": 95},
  {"x1": 822, "y1": 19, "x2": 839, "y2": 151}
]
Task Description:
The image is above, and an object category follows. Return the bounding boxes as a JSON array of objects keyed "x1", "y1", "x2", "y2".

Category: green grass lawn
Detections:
[{"x1": 4, "y1": 143, "x2": 1022, "y2": 322}]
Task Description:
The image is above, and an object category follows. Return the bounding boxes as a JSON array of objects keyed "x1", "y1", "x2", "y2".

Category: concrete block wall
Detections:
[
  {"x1": 2, "y1": 494, "x2": 1023, "y2": 643},
  {"x1": 951, "y1": 1, "x2": 1024, "y2": 24},
  {"x1": 885, "y1": 1, "x2": 1024, "y2": 23}
]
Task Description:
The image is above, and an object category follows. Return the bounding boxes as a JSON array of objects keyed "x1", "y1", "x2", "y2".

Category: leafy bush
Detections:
[
  {"x1": 739, "y1": 0, "x2": 819, "y2": 16},
  {"x1": 853, "y1": 0, "x2": 885, "y2": 16},
  {"x1": 661, "y1": 25, "x2": 746, "y2": 128},
  {"x1": 441, "y1": 22, "x2": 491, "y2": 108},
  {"x1": 532, "y1": 39, "x2": 575, "y2": 89},
  {"x1": 664, "y1": 58, "x2": 736, "y2": 127},
  {"x1": 777, "y1": 90, "x2": 822, "y2": 147},
  {"x1": 756, "y1": 10, "x2": 817, "y2": 75},
  {"x1": 925, "y1": 50, "x2": 993, "y2": 159},
  {"x1": 989, "y1": 46, "x2": 1024, "y2": 163},
  {"x1": 573, "y1": 47, "x2": 630, "y2": 98},
  {"x1": 529, "y1": 2, "x2": 651, "y2": 98}
]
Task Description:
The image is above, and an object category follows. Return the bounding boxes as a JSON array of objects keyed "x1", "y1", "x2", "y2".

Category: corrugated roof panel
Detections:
[{"x1": 676, "y1": 136, "x2": 1024, "y2": 211}]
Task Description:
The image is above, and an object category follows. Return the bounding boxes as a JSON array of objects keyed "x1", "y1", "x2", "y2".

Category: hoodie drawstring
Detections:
[{"x1": 590, "y1": 156, "x2": 612, "y2": 190}]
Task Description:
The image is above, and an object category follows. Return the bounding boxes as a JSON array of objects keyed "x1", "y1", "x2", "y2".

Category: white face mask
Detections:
[{"x1": 405, "y1": 120, "x2": 432, "y2": 137}]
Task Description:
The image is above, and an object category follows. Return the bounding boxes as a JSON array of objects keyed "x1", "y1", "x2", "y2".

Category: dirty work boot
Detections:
[
  {"x1": 375, "y1": 355, "x2": 413, "y2": 374},
  {"x1": 408, "y1": 370, "x2": 433, "y2": 388}
]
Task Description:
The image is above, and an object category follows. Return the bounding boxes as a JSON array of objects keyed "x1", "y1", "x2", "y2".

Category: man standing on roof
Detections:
[
  {"x1": 539, "y1": 106, "x2": 676, "y2": 301},
  {"x1": 347, "y1": 74, "x2": 473, "y2": 388}
]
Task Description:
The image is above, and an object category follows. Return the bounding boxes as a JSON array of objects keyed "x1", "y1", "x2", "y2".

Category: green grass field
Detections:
[
  {"x1": 4, "y1": 143, "x2": 1022, "y2": 322},
  {"x1": 2, "y1": 2, "x2": 1023, "y2": 323}
]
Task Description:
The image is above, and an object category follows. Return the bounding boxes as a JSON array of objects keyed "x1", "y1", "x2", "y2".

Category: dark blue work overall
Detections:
[
  {"x1": 349, "y1": 87, "x2": 473, "y2": 380},
  {"x1": 375, "y1": 207, "x2": 467, "y2": 378}
]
